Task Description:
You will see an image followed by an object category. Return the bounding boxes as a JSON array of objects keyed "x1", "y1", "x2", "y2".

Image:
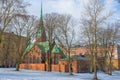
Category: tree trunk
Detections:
[
  {"x1": 90, "y1": 53, "x2": 93, "y2": 73},
  {"x1": 48, "y1": 50, "x2": 51, "y2": 72},
  {"x1": 48, "y1": 58, "x2": 51, "y2": 72},
  {"x1": 93, "y1": 21, "x2": 98, "y2": 80},
  {"x1": 90, "y1": 58, "x2": 93, "y2": 73},
  {"x1": 108, "y1": 57, "x2": 112, "y2": 75},
  {"x1": 68, "y1": 50, "x2": 73, "y2": 75},
  {"x1": 16, "y1": 63, "x2": 20, "y2": 71},
  {"x1": 68, "y1": 63, "x2": 72, "y2": 75},
  {"x1": 93, "y1": 53, "x2": 97, "y2": 80},
  {"x1": 16, "y1": 57, "x2": 21, "y2": 71}
]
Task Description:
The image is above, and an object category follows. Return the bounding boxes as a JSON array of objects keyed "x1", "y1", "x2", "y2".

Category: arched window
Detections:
[
  {"x1": 24, "y1": 56, "x2": 28, "y2": 63},
  {"x1": 33, "y1": 56, "x2": 37, "y2": 63},
  {"x1": 54, "y1": 57, "x2": 58, "y2": 64},
  {"x1": 41, "y1": 54, "x2": 46, "y2": 63},
  {"x1": 37, "y1": 57, "x2": 41, "y2": 63},
  {"x1": 30, "y1": 57, "x2": 33, "y2": 63}
]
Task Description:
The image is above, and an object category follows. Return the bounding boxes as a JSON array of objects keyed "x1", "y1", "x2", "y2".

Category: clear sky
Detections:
[{"x1": 25, "y1": 0, "x2": 120, "y2": 19}]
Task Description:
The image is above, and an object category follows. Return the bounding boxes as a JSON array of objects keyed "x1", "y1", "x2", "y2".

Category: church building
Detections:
[
  {"x1": 20, "y1": 3, "x2": 120, "y2": 73},
  {"x1": 20, "y1": 4, "x2": 67, "y2": 72}
]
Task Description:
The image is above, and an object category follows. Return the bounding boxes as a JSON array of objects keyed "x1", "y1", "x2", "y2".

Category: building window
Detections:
[
  {"x1": 24, "y1": 56, "x2": 28, "y2": 63},
  {"x1": 30, "y1": 57, "x2": 33, "y2": 63},
  {"x1": 37, "y1": 57, "x2": 41, "y2": 63},
  {"x1": 33, "y1": 56, "x2": 36, "y2": 63},
  {"x1": 41, "y1": 54, "x2": 45, "y2": 63},
  {"x1": 54, "y1": 57, "x2": 58, "y2": 64}
]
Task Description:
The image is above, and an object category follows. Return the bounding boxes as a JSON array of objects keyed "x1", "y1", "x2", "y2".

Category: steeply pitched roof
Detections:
[
  {"x1": 24, "y1": 43, "x2": 34, "y2": 55},
  {"x1": 24, "y1": 41, "x2": 65, "y2": 56},
  {"x1": 36, "y1": 41, "x2": 49, "y2": 53},
  {"x1": 36, "y1": 41, "x2": 64, "y2": 54},
  {"x1": 52, "y1": 45, "x2": 63, "y2": 53}
]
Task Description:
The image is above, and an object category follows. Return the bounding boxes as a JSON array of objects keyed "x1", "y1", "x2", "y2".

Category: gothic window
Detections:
[
  {"x1": 33, "y1": 56, "x2": 36, "y2": 63},
  {"x1": 54, "y1": 57, "x2": 58, "y2": 64},
  {"x1": 37, "y1": 57, "x2": 41, "y2": 63},
  {"x1": 41, "y1": 55, "x2": 45, "y2": 63},
  {"x1": 24, "y1": 56, "x2": 28, "y2": 63},
  {"x1": 30, "y1": 57, "x2": 33, "y2": 63}
]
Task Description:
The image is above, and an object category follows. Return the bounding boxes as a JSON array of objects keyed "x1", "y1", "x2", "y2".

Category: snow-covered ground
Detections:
[{"x1": 0, "y1": 68, "x2": 120, "y2": 80}]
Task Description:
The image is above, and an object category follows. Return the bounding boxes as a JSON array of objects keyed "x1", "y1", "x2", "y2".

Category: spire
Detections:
[
  {"x1": 40, "y1": 0, "x2": 43, "y2": 19},
  {"x1": 36, "y1": 0, "x2": 46, "y2": 42}
]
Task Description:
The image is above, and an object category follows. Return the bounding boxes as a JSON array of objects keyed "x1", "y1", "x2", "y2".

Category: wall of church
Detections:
[{"x1": 20, "y1": 45, "x2": 120, "y2": 72}]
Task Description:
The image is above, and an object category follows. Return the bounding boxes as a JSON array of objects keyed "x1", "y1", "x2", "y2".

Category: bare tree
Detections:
[
  {"x1": 0, "y1": 0, "x2": 29, "y2": 66},
  {"x1": 55, "y1": 14, "x2": 76, "y2": 75},
  {"x1": 44, "y1": 13, "x2": 58, "y2": 71},
  {"x1": 12, "y1": 14, "x2": 36, "y2": 71},
  {"x1": 103, "y1": 23, "x2": 120, "y2": 75},
  {"x1": 81, "y1": 20, "x2": 94, "y2": 73},
  {"x1": 81, "y1": 0, "x2": 113, "y2": 79},
  {"x1": 0, "y1": 0, "x2": 28, "y2": 44}
]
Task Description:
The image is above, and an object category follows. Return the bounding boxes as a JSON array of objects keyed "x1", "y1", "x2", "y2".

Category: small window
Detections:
[
  {"x1": 30, "y1": 57, "x2": 33, "y2": 63},
  {"x1": 24, "y1": 56, "x2": 28, "y2": 63},
  {"x1": 41, "y1": 55, "x2": 45, "y2": 63},
  {"x1": 37, "y1": 57, "x2": 41, "y2": 63},
  {"x1": 54, "y1": 57, "x2": 58, "y2": 64},
  {"x1": 33, "y1": 56, "x2": 37, "y2": 63}
]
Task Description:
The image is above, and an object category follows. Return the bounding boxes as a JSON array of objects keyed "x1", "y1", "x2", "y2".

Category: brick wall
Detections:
[
  {"x1": 51, "y1": 64, "x2": 60, "y2": 72},
  {"x1": 20, "y1": 63, "x2": 45, "y2": 71},
  {"x1": 20, "y1": 59, "x2": 120, "y2": 73}
]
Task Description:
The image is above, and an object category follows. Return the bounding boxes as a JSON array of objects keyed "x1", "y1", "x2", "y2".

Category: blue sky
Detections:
[{"x1": 25, "y1": 0, "x2": 120, "y2": 19}]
